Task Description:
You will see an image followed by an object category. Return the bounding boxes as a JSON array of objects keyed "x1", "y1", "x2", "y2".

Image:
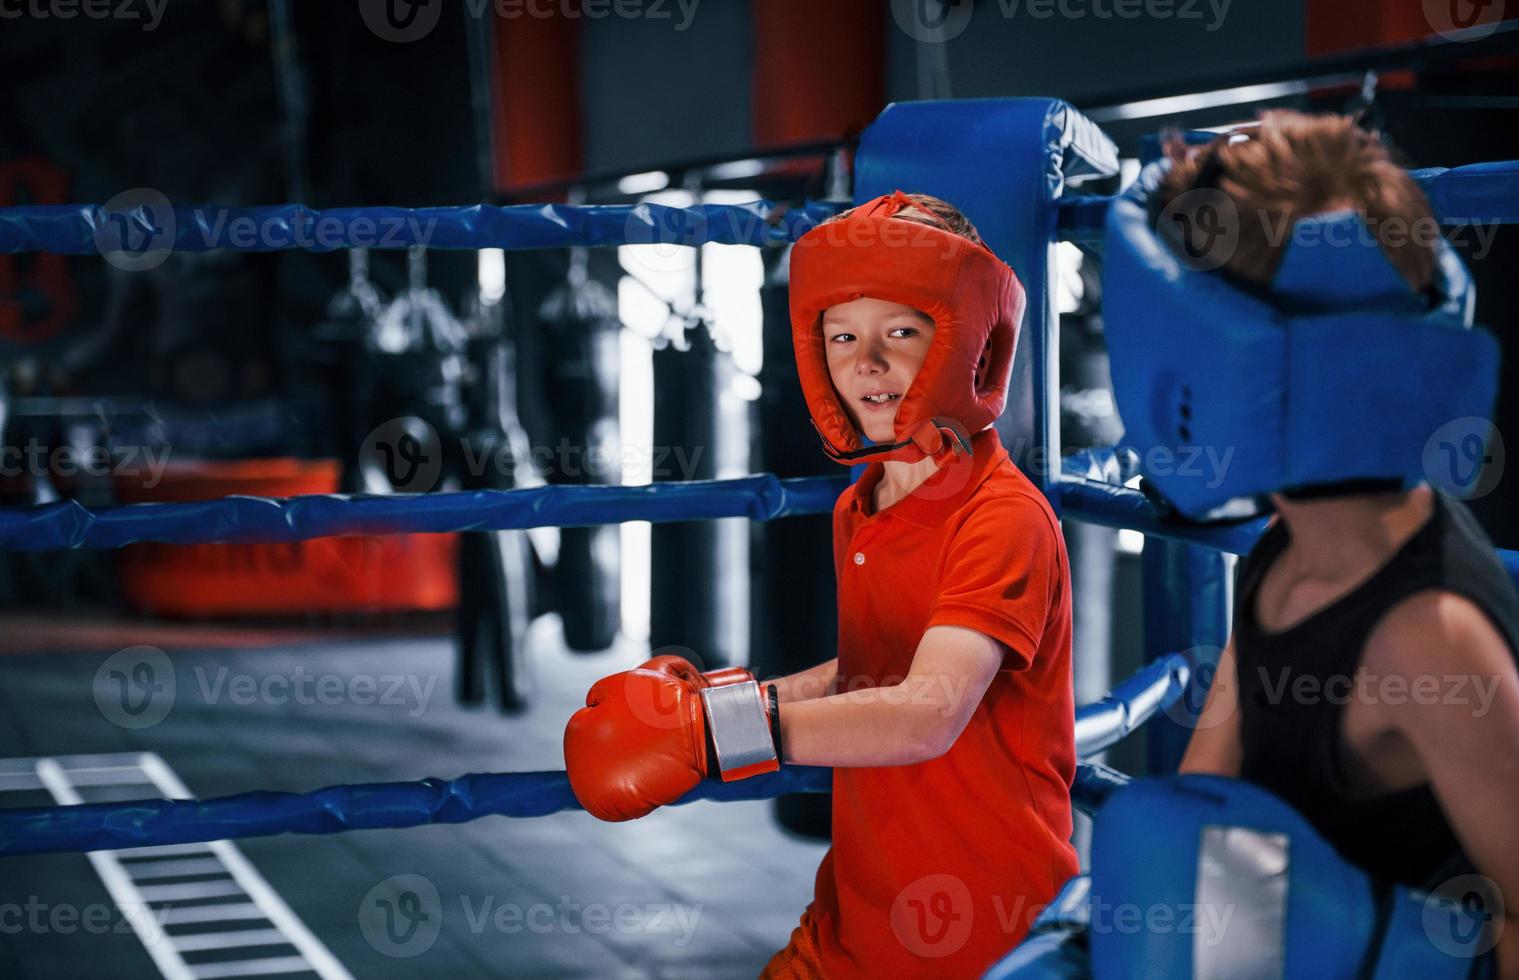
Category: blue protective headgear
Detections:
[{"x1": 1103, "y1": 159, "x2": 1501, "y2": 521}]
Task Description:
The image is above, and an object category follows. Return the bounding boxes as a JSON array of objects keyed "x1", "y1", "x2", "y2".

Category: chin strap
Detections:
[{"x1": 814, "y1": 417, "x2": 973, "y2": 465}]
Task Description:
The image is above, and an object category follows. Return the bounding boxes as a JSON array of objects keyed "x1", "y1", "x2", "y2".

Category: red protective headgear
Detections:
[{"x1": 789, "y1": 191, "x2": 1025, "y2": 466}]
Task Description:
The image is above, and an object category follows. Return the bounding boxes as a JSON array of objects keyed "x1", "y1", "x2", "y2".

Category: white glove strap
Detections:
[{"x1": 700, "y1": 682, "x2": 777, "y2": 779}]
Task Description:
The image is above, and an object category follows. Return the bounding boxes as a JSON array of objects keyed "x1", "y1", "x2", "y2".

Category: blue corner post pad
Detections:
[
  {"x1": 851, "y1": 98, "x2": 1120, "y2": 500},
  {"x1": 854, "y1": 98, "x2": 1119, "y2": 341}
]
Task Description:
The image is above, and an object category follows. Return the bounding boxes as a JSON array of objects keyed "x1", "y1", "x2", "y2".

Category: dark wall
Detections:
[
  {"x1": 1372, "y1": 79, "x2": 1519, "y2": 547},
  {"x1": 297, "y1": 5, "x2": 481, "y2": 208},
  {"x1": 3, "y1": 1, "x2": 1513, "y2": 548},
  {"x1": 292, "y1": 3, "x2": 480, "y2": 306},
  {"x1": 580, "y1": 1, "x2": 753, "y2": 172},
  {"x1": 570, "y1": 0, "x2": 1309, "y2": 165},
  {"x1": 0, "y1": 3, "x2": 483, "y2": 395},
  {"x1": 886, "y1": 0, "x2": 1305, "y2": 104},
  {"x1": 1, "y1": 6, "x2": 284, "y2": 394}
]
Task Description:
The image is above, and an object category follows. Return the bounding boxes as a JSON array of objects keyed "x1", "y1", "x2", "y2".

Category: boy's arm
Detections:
[
  {"x1": 563, "y1": 629, "x2": 1000, "y2": 820},
  {"x1": 768, "y1": 658, "x2": 840, "y2": 704},
  {"x1": 1178, "y1": 635, "x2": 1244, "y2": 777},
  {"x1": 1180, "y1": 517, "x2": 1275, "y2": 777},
  {"x1": 773, "y1": 491, "x2": 1059, "y2": 767},
  {"x1": 778, "y1": 626, "x2": 1004, "y2": 767},
  {"x1": 1366, "y1": 593, "x2": 1519, "y2": 978}
]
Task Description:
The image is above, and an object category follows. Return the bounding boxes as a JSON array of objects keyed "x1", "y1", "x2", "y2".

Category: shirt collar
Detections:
[{"x1": 847, "y1": 427, "x2": 1010, "y2": 528}]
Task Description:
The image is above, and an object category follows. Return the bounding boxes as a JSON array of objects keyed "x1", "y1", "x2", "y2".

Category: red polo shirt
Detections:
[{"x1": 806, "y1": 427, "x2": 1078, "y2": 978}]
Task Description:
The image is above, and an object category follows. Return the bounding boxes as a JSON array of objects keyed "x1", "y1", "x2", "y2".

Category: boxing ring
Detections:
[{"x1": 1, "y1": 98, "x2": 1517, "y2": 974}]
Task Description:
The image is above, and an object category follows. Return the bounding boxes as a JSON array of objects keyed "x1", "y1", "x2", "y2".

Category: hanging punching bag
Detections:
[
  {"x1": 755, "y1": 245, "x2": 837, "y2": 838},
  {"x1": 649, "y1": 315, "x2": 737, "y2": 667},
  {"x1": 538, "y1": 266, "x2": 622, "y2": 652}
]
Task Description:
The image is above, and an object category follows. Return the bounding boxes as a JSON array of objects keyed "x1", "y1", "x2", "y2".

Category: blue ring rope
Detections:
[
  {"x1": 1, "y1": 162, "x2": 1512, "y2": 255},
  {"x1": 6, "y1": 466, "x2": 1516, "y2": 580},
  {"x1": 0, "y1": 200, "x2": 840, "y2": 255},
  {"x1": 0, "y1": 764, "x2": 1136, "y2": 858},
  {"x1": 0, "y1": 475, "x2": 851, "y2": 551},
  {"x1": 0, "y1": 658, "x2": 1181, "y2": 857}
]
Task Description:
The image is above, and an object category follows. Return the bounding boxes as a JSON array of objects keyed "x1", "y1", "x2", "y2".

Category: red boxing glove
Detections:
[
  {"x1": 564, "y1": 666, "x2": 782, "y2": 822},
  {"x1": 564, "y1": 668, "x2": 707, "y2": 822},
  {"x1": 640, "y1": 653, "x2": 754, "y2": 690}
]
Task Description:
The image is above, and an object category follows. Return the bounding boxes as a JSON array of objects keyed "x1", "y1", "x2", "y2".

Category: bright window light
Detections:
[
  {"x1": 1090, "y1": 81, "x2": 1310, "y2": 123},
  {"x1": 478, "y1": 248, "x2": 505, "y2": 304},
  {"x1": 1119, "y1": 158, "x2": 1142, "y2": 190},
  {"x1": 618, "y1": 170, "x2": 669, "y2": 195},
  {"x1": 617, "y1": 314, "x2": 656, "y2": 643},
  {"x1": 1055, "y1": 241, "x2": 1085, "y2": 315},
  {"x1": 708, "y1": 159, "x2": 764, "y2": 181},
  {"x1": 701, "y1": 190, "x2": 765, "y2": 377},
  {"x1": 618, "y1": 189, "x2": 697, "y2": 342},
  {"x1": 617, "y1": 274, "x2": 673, "y2": 340}
]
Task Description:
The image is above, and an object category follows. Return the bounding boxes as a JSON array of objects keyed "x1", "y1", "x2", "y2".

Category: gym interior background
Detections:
[{"x1": 1, "y1": 2, "x2": 1515, "y2": 977}]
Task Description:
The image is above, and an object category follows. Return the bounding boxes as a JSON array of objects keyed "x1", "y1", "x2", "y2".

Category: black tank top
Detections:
[{"x1": 1235, "y1": 492, "x2": 1519, "y2": 890}]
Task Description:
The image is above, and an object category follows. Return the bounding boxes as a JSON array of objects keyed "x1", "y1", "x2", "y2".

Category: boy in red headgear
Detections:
[{"x1": 564, "y1": 192, "x2": 1078, "y2": 978}]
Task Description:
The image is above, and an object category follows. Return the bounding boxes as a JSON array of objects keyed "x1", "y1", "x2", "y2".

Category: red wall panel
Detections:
[
  {"x1": 752, "y1": 0, "x2": 886, "y2": 147},
  {"x1": 491, "y1": 11, "x2": 583, "y2": 193}
]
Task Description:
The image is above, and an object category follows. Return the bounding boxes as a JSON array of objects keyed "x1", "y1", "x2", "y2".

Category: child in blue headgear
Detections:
[{"x1": 1118, "y1": 111, "x2": 1519, "y2": 974}]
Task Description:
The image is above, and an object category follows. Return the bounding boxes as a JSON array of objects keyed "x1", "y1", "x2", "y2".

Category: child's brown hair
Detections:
[
  {"x1": 819, "y1": 192, "x2": 986, "y2": 247},
  {"x1": 1154, "y1": 110, "x2": 1438, "y2": 293}
]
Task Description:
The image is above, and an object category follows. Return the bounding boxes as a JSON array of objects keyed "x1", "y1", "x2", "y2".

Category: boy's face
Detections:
[{"x1": 823, "y1": 297, "x2": 936, "y2": 446}]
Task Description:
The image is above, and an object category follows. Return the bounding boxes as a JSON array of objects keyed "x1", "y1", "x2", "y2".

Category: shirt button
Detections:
[{"x1": 853, "y1": 552, "x2": 865, "y2": 565}]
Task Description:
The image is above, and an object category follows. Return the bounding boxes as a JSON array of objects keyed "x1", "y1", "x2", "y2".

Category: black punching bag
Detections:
[
  {"x1": 649, "y1": 321, "x2": 734, "y2": 667},
  {"x1": 539, "y1": 269, "x2": 621, "y2": 652},
  {"x1": 753, "y1": 245, "x2": 837, "y2": 839},
  {"x1": 456, "y1": 301, "x2": 535, "y2": 713}
]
